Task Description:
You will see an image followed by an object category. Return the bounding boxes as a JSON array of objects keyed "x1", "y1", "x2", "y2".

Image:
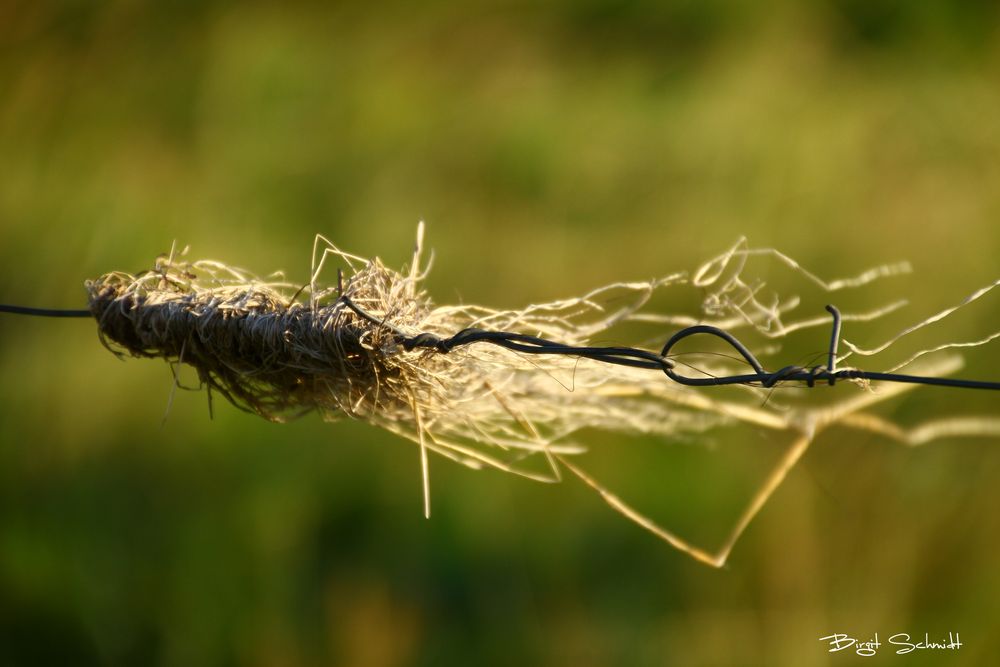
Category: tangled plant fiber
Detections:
[{"x1": 83, "y1": 226, "x2": 1000, "y2": 566}]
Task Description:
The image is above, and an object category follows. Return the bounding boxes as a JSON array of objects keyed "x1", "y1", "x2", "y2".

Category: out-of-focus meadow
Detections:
[{"x1": 1, "y1": 1, "x2": 999, "y2": 665}]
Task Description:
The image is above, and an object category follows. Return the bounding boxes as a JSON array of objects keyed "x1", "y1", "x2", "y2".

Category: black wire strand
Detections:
[
  {"x1": 389, "y1": 301, "x2": 1000, "y2": 392},
  {"x1": 2, "y1": 299, "x2": 998, "y2": 391},
  {"x1": 0, "y1": 304, "x2": 92, "y2": 318}
]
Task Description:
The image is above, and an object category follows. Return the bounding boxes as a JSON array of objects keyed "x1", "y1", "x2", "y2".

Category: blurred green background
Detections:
[{"x1": 1, "y1": 1, "x2": 999, "y2": 665}]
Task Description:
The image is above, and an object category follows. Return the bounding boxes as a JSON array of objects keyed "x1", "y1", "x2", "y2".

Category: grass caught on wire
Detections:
[{"x1": 2, "y1": 226, "x2": 998, "y2": 567}]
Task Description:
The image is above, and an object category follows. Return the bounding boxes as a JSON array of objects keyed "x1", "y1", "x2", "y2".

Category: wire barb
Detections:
[{"x1": 659, "y1": 305, "x2": 1000, "y2": 391}]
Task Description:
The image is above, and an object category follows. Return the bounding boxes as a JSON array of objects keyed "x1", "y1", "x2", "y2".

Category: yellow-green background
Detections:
[{"x1": 1, "y1": 2, "x2": 998, "y2": 665}]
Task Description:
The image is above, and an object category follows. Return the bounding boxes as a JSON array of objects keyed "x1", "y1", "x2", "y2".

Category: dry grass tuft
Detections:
[{"x1": 84, "y1": 227, "x2": 1000, "y2": 566}]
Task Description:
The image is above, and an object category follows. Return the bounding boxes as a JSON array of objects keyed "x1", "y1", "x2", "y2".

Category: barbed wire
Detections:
[
  {"x1": 3, "y1": 300, "x2": 998, "y2": 391},
  {"x1": 337, "y1": 298, "x2": 1000, "y2": 392}
]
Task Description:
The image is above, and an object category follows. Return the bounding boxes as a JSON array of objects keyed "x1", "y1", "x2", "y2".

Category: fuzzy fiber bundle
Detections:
[
  {"x1": 81, "y1": 229, "x2": 1000, "y2": 566},
  {"x1": 84, "y1": 232, "x2": 740, "y2": 482}
]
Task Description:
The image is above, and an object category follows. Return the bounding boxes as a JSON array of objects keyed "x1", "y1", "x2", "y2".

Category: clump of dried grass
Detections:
[
  {"x1": 87, "y1": 251, "x2": 440, "y2": 426},
  {"x1": 84, "y1": 226, "x2": 1000, "y2": 566},
  {"x1": 86, "y1": 228, "x2": 722, "y2": 479}
]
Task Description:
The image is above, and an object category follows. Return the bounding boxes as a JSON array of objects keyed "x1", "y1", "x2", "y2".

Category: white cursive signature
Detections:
[{"x1": 819, "y1": 632, "x2": 962, "y2": 656}]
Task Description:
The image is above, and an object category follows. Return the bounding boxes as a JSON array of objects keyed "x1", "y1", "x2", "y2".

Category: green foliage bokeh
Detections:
[{"x1": 1, "y1": 2, "x2": 998, "y2": 665}]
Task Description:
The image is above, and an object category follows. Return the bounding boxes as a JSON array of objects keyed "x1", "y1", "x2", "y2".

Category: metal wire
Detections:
[
  {"x1": 2, "y1": 300, "x2": 999, "y2": 391},
  {"x1": 393, "y1": 302, "x2": 1000, "y2": 392},
  {"x1": 0, "y1": 304, "x2": 92, "y2": 318}
]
